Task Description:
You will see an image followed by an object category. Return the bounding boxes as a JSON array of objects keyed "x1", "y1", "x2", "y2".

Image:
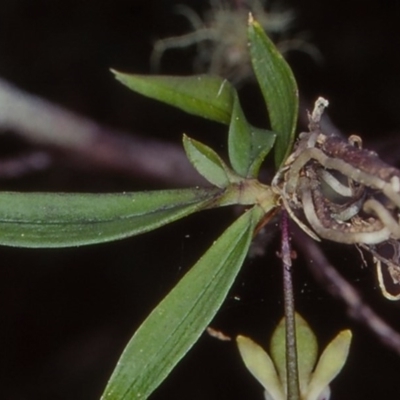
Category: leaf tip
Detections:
[
  {"x1": 341, "y1": 329, "x2": 352, "y2": 338},
  {"x1": 236, "y1": 334, "x2": 246, "y2": 343},
  {"x1": 110, "y1": 68, "x2": 126, "y2": 85},
  {"x1": 248, "y1": 12, "x2": 254, "y2": 24},
  {"x1": 110, "y1": 68, "x2": 120, "y2": 77},
  {"x1": 337, "y1": 329, "x2": 353, "y2": 346}
]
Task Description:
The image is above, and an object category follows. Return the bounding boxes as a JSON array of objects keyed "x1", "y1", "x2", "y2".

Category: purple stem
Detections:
[{"x1": 281, "y1": 209, "x2": 300, "y2": 399}]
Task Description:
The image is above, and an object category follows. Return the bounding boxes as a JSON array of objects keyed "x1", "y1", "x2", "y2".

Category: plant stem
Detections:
[{"x1": 280, "y1": 209, "x2": 300, "y2": 400}]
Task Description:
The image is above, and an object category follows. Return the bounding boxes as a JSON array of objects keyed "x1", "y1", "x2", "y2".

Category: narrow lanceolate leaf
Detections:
[
  {"x1": 305, "y1": 330, "x2": 352, "y2": 400},
  {"x1": 112, "y1": 70, "x2": 235, "y2": 124},
  {"x1": 101, "y1": 206, "x2": 264, "y2": 400},
  {"x1": 183, "y1": 135, "x2": 232, "y2": 188},
  {"x1": 248, "y1": 16, "x2": 299, "y2": 168},
  {"x1": 248, "y1": 126, "x2": 276, "y2": 177},
  {"x1": 228, "y1": 94, "x2": 276, "y2": 177},
  {"x1": 228, "y1": 95, "x2": 252, "y2": 177},
  {"x1": 270, "y1": 313, "x2": 318, "y2": 395},
  {"x1": 236, "y1": 335, "x2": 285, "y2": 400},
  {"x1": 0, "y1": 188, "x2": 223, "y2": 247}
]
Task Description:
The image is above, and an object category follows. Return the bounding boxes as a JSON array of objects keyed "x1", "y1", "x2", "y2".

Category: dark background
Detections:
[{"x1": 0, "y1": 0, "x2": 400, "y2": 399}]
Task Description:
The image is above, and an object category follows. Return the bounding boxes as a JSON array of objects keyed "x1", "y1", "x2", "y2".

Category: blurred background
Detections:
[{"x1": 0, "y1": 0, "x2": 400, "y2": 399}]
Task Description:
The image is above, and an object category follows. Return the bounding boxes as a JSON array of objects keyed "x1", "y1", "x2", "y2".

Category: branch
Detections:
[{"x1": 0, "y1": 77, "x2": 204, "y2": 186}]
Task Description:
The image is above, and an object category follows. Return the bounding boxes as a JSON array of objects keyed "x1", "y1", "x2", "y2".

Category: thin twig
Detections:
[
  {"x1": 0, "y1": 77, "x2": 204, "y2": 186},
  {"x1": 0, "y1": 152, "x2": 51, "y2": 179},
  {"x1": 281, "y1": 209, "x2": 300, "y2": 400}
]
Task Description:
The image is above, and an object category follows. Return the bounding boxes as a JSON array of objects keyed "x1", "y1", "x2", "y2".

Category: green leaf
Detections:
[
  {"x1": 248, "y1": 127, "x2": 276, "y2": 176},
  {"x1": 183, "y1": 135, "x2": 233, "y2": 187},
  {"x1": 228, "y1": 95, "x2": 252, "y2": 177},
  {"x1": 305, "y1": 330, "x2": 352, "y2": 400},
  {"x1": 112, "y1": 70, "x2": 235, "y2": 124},
  {"x1": 0, "y1": 188, "x2": 223, "y2": 247},
  {"x1": 101, "y1": 206, "x2": 264, "y2": 400},
  {"x1": 248, "y1": 16, "x2": 299, "y2": 168},
  {"x1": 228, "y1": 94, "x2": 276, "y2": 177},
  {"x1": 236, "y1": 335, "x2": 285, "y2": 400},
  {"x1": 270, "y1": 313, "x2": 318, "y2": 396}
]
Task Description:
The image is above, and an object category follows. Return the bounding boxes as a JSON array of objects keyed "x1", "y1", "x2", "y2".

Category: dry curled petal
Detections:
[{"x1": 273, "y1": 97, "x2": 400, "y2": 299}]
